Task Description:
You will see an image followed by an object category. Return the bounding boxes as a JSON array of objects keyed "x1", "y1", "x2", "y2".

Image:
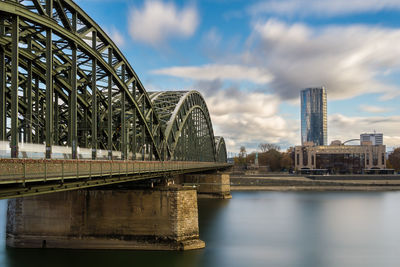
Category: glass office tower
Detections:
[{"x1": 301, "y1": 87, "x2": 327, "y2": 146}]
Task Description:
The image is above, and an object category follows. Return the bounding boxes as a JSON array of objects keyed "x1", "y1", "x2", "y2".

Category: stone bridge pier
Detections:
[
  {"x1": 6, "y1": 185, "x2": 205, "y2": 250},
  {"x1": 177, "y1": 171, "x2": 232, "y2": 199}
]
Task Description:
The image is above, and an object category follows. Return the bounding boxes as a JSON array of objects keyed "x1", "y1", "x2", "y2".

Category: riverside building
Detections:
[
  {"x1": 294, "y1": 141, "x2": 387, "y2": 174},
  {"x1": 301, "y1": 87, "x2": 327, "y2": 146}
]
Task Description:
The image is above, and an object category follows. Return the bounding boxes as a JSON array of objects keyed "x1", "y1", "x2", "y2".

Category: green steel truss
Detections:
[
  {"x1": 149, "y1": 91, "x2": 220, "y2": 162},
  {"x1": 215, "y1": 136, "x2": 227, "y2": 163},
  {"x1": 0, "y1": 0, "x2": 227, "y2": 162}
]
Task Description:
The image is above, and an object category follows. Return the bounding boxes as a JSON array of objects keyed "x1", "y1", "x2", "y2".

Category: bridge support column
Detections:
[
  {"x1": 6, "y1": 186, "x2": 204, "y2": 250},
  {"x1": 182, "y1": 172, "x2": 232, "y2": 199}
]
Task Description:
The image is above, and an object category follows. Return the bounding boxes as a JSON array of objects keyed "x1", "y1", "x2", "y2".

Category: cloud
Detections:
[
  {"x1": 249, "y1": 19, "x2": 400, "y2": 100},
  {"x1": 329, "y1": 114, "x2": 400, "y2": 148},
  {"x1": 198, "y1": 28, "x2": 225, "y2": 60},
  {"x1": 248, "y1": 0, "x2": 400, "y2": 17},
  {"x1": 148, "y1": 19, "x2": 400, "y2": 151},
  {"x1": 152, "y1": 19, "x2": 400, "y2": 101},
  {"x1": 152, "y1": 64, "x2": 274, "y2": 84},
  {"x1": 194, "y1": 80, "x2": 298, "y2": 152},
  {"x1": 105, "y1": 26, "x2": 125, "y2": 47},
  {"x1": 359, "y1": 105, "x2": 392, "y2": 114},
  {"x1": 202, "y1": 28, "x2": 222, "y2": 48},
  {"x1": 128, "y1": 0, "x2": 199, "y2": 45}
]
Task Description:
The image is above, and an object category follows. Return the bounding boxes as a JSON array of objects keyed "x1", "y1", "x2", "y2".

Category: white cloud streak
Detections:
[
  {"x1": 194, "y1": 80, "x2": 298, "y2": 153},
  {"x1": 128, "y1": 0, "x2": 199, "y2": 46},
  {"x1": 329, "y1": 114, "x2": 400, "y2": 148},
  {"x1": 152, "y1": 64, "x2": 274, "y2": 84},
  {"x1": 152, "y1": 19, "x2": 400, "y2": 101},
  {"x1": 249, "y1": 19, "x2": 400, "y2": 100},
  {"x1": 249, "y1": 0, "x2": 400, "y2": 17},
  {"x1": 149, "y1": 17, "x2": 400, "y2": 150},
  {"x1": 359, "y1": 105, "x2": 392, "y2": 114},
  {"x1": 105, "y1": 26, "x2": 125, "y2": 47}
]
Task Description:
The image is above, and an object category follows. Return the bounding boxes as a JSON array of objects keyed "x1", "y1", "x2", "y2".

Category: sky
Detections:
[{"x1": 76, "y1": 0, "x2": 400, "y2": 153}]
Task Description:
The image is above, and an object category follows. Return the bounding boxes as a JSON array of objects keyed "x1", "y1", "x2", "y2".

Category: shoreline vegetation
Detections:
[{"x1": 230, "y1": 174, "x2": 400, "y2": 191}]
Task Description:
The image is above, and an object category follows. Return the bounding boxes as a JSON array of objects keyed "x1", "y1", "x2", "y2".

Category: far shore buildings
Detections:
[
  {"x1": 294, "y1": 141, "x2": 386, "y2": 174},
  {"x1": 297, "y1": 87, "x2": 389, "y2": 174}
]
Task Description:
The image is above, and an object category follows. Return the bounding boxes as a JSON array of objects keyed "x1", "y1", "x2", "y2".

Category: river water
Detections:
[{"x1": 1, "y1": 191, "x2": 400, "y2": 267}]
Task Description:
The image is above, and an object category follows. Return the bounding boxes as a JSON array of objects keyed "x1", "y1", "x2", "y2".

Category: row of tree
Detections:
[
  {"x1": 387, "y1": 147, "x2": 400, "y2": 171},
  {"x1": 234, "y1": 144, "x2": 400, "y2": 172},
  {"x1": 234, "y1": 143, "x2": 294, "y2": 172}
]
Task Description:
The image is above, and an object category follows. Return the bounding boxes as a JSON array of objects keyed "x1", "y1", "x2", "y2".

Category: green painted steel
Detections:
[
  {"x1": 10, "y1": 15, "x2": 18, "y2": 158},
  {"x1": 0, "y1": 0, "x2": 227, "y2": 163},
  {"x1": 149, "y1": 91, "x2": 221, "y2": 161},
  {"x1": 0, "y1": 17, "x2": 5, "y2": 141},
  {"x1": 215, "y1": 137, "x2": 228, "y2": 163}
]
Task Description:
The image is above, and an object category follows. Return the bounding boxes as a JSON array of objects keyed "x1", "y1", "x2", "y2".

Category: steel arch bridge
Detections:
[{"x1": 0, "y1": 0, "x2": 227, "y2": 163}]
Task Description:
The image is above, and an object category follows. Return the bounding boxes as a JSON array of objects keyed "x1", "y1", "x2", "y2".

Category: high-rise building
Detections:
[
  {"x1": 301, "y1": 87, "x2": 327, "y2": 146},
  {"x1": 360, "y1": 133, "x2": 383, "y2": 145}
]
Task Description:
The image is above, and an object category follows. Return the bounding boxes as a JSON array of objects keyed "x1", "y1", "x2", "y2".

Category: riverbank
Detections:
[{"x1": 230, "y1": 175, "x2": 400, "y2": 191}]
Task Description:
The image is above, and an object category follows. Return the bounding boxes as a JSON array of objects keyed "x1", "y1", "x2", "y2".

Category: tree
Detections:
[
  {"x1": 258, "y1": 143, "x2": 280, "y2": 152},
  {"x1": 386, "y1": 160, "x2": 393, "y2": 169},
  {"x1": 280, "y1": 152, "x2": 293, "y2": 170},
  {"x1": 239, "y1": 146, "x2": 247, "y2": 157},
  {"x1": 388, "y1": 147, "x2": 400, "y2": 171},
  {"x1": 258, "y1": 149, "x2": 282, "y2": 171},
  {"x1": 234, "y1": 146, "x2": 247, "y2": 166}
]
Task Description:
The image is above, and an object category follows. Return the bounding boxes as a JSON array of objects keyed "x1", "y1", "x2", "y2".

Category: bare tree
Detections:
[{"x1": 258, "y1": 143, "x2": 280, "y2": 152}]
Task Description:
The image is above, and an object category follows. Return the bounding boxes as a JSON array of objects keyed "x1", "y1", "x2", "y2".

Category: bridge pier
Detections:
[
  {"x1": 6, "y1": 186, "x2": 204, "y2": 250},
  {"x1": 180, "y1": 172, "x2": 232, "y2": 199}
]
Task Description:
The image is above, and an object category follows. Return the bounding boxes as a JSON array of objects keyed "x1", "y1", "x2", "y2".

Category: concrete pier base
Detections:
[
  {"x1": 183, "y1": 172, "x2": 231, "y2": 199},
  {"x1": 6, "y1": 186, "x2": 204, "y2": 250}
]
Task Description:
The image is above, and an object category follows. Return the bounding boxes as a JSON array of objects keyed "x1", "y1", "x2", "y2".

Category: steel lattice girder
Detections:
[
  {"x1": 215, "y1": 136, "x2": 227, "y2": 163},
  {"x1": 0, "y1": 0, "x2": 164, "y2": 160},
  {"x1": 0, "y1": 0, "x2": 227, "y2": 163},
  {"x1": 150, "y1": 91, "x2": 226, "y2": 162}
]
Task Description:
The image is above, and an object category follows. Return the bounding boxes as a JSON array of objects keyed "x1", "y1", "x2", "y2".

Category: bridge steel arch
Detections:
[
  {"x1": 0, "y1": 1, "x2": 227, "y2": 163},
  {"x1": 0, "y1": 0, "x2": 165, "y2": 160},
  {"x1": 150, "y1": 91, "x2": 222, "y2": 162},
  {"x1": 215, "y1": 136, "x2": 227, "y2": 163}
]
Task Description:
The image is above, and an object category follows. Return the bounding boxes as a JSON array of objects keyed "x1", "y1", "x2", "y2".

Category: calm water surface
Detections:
[{"x1": 1, "y1": 191, "x2": 400, "y2": 267}]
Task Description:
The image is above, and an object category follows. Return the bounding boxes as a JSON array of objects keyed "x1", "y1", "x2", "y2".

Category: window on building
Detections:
[
  {"x1": 302, "y1": 148, "x2": 308, "y2": 166},
  {"x1": 373, "y1": 152, "x2": 378, "y2": 166}
]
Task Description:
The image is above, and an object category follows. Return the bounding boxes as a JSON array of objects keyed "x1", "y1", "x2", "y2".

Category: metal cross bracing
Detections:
[
  {"x1": 149, "y1": 91, "x2": 221, "y2": 162},
  {"x1": 0, "y1": 0, "x2": 228, "y2": 164},
  {"x1": 215, "y1": 136, "x2": 227, "y2": 163},
  {"x1": 0, "y1": 0, "x2": 163, "y2": 161}
]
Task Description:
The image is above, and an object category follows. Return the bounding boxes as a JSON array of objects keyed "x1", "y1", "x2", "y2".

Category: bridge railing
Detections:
[{"x1": 0, "y1": 159, "x2": 231, "y2": 185}]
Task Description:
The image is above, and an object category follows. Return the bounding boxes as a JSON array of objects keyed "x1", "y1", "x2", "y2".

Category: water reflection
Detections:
[
  {"x1": 0, "y1": 200, "x2": 6, "y2": 267},
  {"x1": 2, "y1": 192, "x2": 400, "y2": 267}
]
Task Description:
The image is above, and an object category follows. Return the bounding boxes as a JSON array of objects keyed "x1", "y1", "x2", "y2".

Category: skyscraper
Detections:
[{"x1": 301, "y1": 87, "x2": 327, "y2": 146}]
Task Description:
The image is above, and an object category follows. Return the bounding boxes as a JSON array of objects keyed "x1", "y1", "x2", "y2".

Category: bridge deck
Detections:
[{"x1": 0, "y1": 159, "x2": 231, "y2": 199}]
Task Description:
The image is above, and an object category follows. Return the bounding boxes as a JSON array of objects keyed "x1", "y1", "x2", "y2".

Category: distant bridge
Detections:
[
  {"x1": 342, "y1": 139, "x2": 360, "y2": 145},
  {"x1": 0, "y1": 0, "x2": 229, "y2": 199}
]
